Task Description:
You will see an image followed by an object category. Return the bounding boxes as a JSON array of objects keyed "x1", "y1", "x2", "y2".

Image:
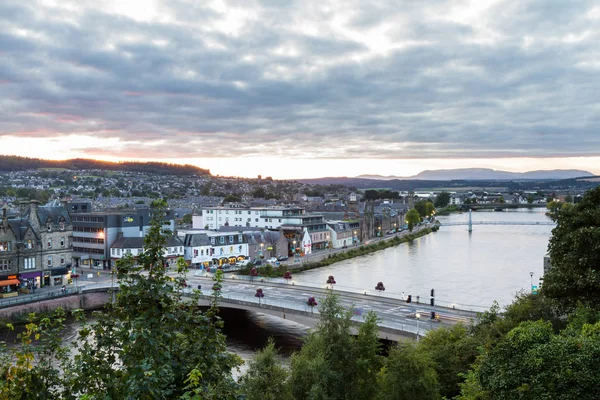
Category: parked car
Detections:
[
  {"x1": 277, "y1": 255, "x2": 289, "y2": 261},
  {"x1": 236, "y1": 259, "x2": 251, "y2": 267},
  {"x1": 266, "y1": 257, "x2": 278, "y2": 264}
]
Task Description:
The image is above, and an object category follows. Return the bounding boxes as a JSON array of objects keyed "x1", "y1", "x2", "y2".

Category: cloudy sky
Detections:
[{"x1": 1, "y1": 0, "x2": 599, "y2": 178}]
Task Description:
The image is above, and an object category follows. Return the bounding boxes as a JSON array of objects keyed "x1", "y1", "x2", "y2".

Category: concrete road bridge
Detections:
[{"x1": 0, "y1": 274, "x2": 479, "y2": 342}]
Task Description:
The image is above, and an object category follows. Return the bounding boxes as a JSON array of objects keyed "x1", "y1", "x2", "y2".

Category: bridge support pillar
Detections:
[{"x1": 468, "y1": 209, "x2": 473, "y2": 232}]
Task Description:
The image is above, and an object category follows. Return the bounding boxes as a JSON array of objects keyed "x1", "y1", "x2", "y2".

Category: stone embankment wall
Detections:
[{"x1": 0, "y1": 291, "x2": 110, "y2": 320}]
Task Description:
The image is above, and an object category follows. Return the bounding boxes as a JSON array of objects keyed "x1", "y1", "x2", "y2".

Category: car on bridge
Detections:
[{"x1": 266, "y1": 257, "x2": 278, "y2": 264}]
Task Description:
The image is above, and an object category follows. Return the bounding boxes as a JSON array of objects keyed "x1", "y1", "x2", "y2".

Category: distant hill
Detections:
[
  {"x1": 0, "y1": 155, "x2": 211, "y2": 176},
  {"x1": 356, "y1": 168, "x2": 593, "y2": 181}
]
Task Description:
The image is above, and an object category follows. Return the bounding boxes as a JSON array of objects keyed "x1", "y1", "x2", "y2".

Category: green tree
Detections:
[
  {"x1": 0, "y1": 310, "x2": 70, "y2": 399},
  {"x1": 543, "y1": 187, "x2": 600, "y2": 311},
  {"x1": 289, "y1": 293, "x2": 382, "y2": 400},
  {"x1": 239, "y1": 338, "x2": 292, "y2": 400},
  {"x1": 252, "y1": 187, "x2": 267, "y2": 198},
  {"x1": 435, "y1": 191, "x2": 451, "y2": 208},
  {"x1": 545, "y1": 200, "x2": 565, "y2": 221},
  {"x1": 377, "y1": 342, "x2": 440, "y2": 400},
  {"x1": 418, "y1": 324, "x2": 479, "y2": 398},
  {"x1": 69, "y1": 199, "x2": 241, "y2": 398},
  {"x1": 476, "y1": 320, "x2": 600, "y2": 400},
  {"x1": 425, "y1": 201, "x2": 435, "y2": 217},
  {"x1": 181, "y1": 213, "x2": 193, "y2": 224},
  {"x1": 527, "y1": 195, "x2": 534, "y2": 204},
  {"x1": 405, "y1": 209, "x2": 421, "y2": 231}
]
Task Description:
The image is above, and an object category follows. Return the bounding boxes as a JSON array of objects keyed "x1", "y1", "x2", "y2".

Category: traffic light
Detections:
[
  {"x1": 431, "y1": 311, "x2": 436, "y2": 319},
  {"x1": 406, "y1": 295, "x2": 412, "y2": 303},
  {"x1": 430, "y1": 288, "x2": 435, "y2": 297},
  {"x1": 430, "y1": 298, "x2": 435, "y2": 307}
]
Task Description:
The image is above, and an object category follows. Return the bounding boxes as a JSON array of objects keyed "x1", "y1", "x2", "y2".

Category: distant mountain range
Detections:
[{"x1": 357, "y1": 168, "x2": 594, "y2": 181}]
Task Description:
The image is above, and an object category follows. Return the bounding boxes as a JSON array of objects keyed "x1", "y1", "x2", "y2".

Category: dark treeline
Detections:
[{"x1": 0, "y1": 155, "x2": 211, "y2": 176}]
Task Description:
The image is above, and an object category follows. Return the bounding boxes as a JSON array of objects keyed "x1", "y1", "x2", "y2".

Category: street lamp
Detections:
[
  {"x1": 416, "y1": 313, "x2": 421, "y2": 340},
  {"x1": 260, "y1": 243, "x2": 264, "y2": 258},
  {"x1": 530, "y1": 271, "x2": 534, "y2": 289}
]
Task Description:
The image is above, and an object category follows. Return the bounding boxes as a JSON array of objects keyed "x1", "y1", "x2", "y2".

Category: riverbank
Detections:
[{"x1": 240, "y1": 226, "x2": 437, "y2": 278}]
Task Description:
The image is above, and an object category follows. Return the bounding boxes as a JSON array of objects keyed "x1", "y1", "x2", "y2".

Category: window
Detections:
[
  {"x1": 26, "y1": 240, "x2": 34, "y2": 249},
  {"x1": 255, "y1": 218, "x2": 259, "y2": 222},
  {"x1": 238, "y1": 234, "x2": 243, "y2": 242},
  {"x1": 59, "y1": 221, "x2": 65, "y2": 231},
  {"x1": 219, "y1": 237, "x2": 225, "y2": 244},
  {"x1": 0, "y1": 242, "x2": 11, "y2": 252},
  {"x1": 47, "y1": 238, "x2": 52, "y2": 249},
  {"x1": 279, "y1": 219, "x2": 282, "y2": 222},
  {"x1": 0, "y1": 259, "x2": 11, "y2": 271},
  {"x1": 229, "y1": 236, "x2": 234, "y2": 244},
  {"x1": 60, "y1": 237, "x2": 65, "y2": 247},
  {"x1": 24, "y1": 257, "x2": 35, "y2": 270},
  {"x1": 200, "y1": 249, "x2": 204, "y2": 256},
  {"x1": 47, "y1": 224, "x2": 52, "y2": 232},
  {"x1": 47, "y1": 256, "x2": 52, "y2": 267},
  {"x1": 210, "y1": 237, "x2": 215, "y2": 245},
  {"x1": 60, "y1": 255, "x2": 65, "y2": 265}
]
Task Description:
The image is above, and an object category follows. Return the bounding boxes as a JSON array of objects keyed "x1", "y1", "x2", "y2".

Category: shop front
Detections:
[
  {"x1": 0, "y1": 274, "x2": 20, "y2": 298},
  {"x1": 20, "y1": 271, "x2": 41, "y2": 291},
  {"x1": 48, "y1": 267, "x2": 69, "y2": 286}
]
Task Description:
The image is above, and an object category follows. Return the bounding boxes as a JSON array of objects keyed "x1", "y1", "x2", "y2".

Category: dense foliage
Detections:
[{"x1": 0, "y1": 155, "x2": 210, "y2": 176}]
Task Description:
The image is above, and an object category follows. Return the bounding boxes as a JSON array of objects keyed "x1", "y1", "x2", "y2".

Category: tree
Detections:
[
  {"x1": 377, "y1": 342, "x2": 440, "y2": 400},
  {"x1": 181, "y1": 213, "x2": 193, "y2": 224},
  {"x1": 476, "y1": 320, "x2": 600, "y2": 400},
  {"x1": 405, "y1": 209, "x2": 421, "y2": 231},
  {"x1": 425, "y1": 201, "x2": 435, "y2": 217},
  {"x1": 418, "y1": 324, "x2": 479, "y2": 399},
  {"x1": 435, "y1": 191, "x2": 451, "y2": 208},
  {"x1": 527, "y1": 195, "x2": 534, "y2": 204},
  {"x1": 69, "y1": 199, "x2": 241, "y2": 398},
  {"x1": 239, "y1": 338, "x2": 292, "y2": 400},
  {"x1": 289, "y1": 293, "x2": 382, "y2": 400},
  {"x1": 543, "y1": 187, "x2": 600, "y2": 311},
  {"x1": 545, "y1": 200, "x2": 565, "y2": 220},
  {"x1": 252, "y1": 187, "x2": 267, "y2": 198},
  {"x1": 564, "y1": 194, "x2": 573, "y2": 203}
]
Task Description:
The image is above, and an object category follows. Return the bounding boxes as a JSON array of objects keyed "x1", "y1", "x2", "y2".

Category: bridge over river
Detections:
[
  {"x1": 439, "y1": 209, "x2": 555, "y2": 232},
  {"x1": 0, "y1": 274, "x2": 478, "y2": 342}
]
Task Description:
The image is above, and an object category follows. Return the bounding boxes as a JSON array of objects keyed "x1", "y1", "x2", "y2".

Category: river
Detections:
[{"x1": 294, "y1": 208, "x2": 553, "y2": 311}]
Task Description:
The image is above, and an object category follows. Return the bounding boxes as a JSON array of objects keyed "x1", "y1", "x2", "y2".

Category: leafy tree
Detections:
[
  {"x1": 434, "y1": 191, "x2": 451, "y2": 208},
  {"x1": 69, "y1": 199, "x2": 241, "y2": 398},
  {"x1": 425, "y1": 201, "x2": 435, "y2": 217},
  {"x1": 239, "y1": 338, "x2": 292, "y2": 400},
  {"x1": 543, "y1": 187, "x2": 600, "y2": 311},
  {"x1": 527, "y1": 195, "x2": 534, "y2": 204},
  {"x1": 545, "y1": 200, "x2": 565, "y2": 221},
  {"x1": 377, "y1": 342, "x2": 440, "y2": 400},
  {"x1": 418, "y1": 324, "x2": 479, "y2": 399},
  {"x1": 181, "y1": 213, "x2": 193, "y2": 224},
  {"x1": 252, "y1": 187, "x2": 267, "y2": 198},
  {"x1": 476, "y1": 320, "x2": 600, "y2": 400},
  {"x1": 289, "y1": 293, "x2": 382, "y2": 400},
  {"x1": 222, "y1": 194, "x2": 242, "y2": 203},
  {"x1": 0, "y1": 310, "x2": 70, "y2": 399},
  {"x1": 405, "y1": 209, "x2": 421, "y2": 231}
]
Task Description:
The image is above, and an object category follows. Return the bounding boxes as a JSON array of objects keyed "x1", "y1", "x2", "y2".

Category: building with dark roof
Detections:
[{"x1": 110, "y1": 235, "x2": 184, "y2": 267}]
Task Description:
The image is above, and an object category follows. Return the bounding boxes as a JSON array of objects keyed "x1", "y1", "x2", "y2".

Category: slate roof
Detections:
[
  {"x1": 245, "y1": 231, "x2": 281, "y2": 245},
  {"x1": 183, "y1": 233, "x2": 211, "y2": 247},
  {"x1": 6, "y1": 218, "x2": 38, "y2": 241}
]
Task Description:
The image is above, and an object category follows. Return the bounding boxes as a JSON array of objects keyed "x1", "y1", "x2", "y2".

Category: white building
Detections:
[
  {"x1": 196, "y1": 205, "x2": 323, "y2": 231},
  {"x1": 110, "y1": 236, "x2": 185, "y2": 267}
]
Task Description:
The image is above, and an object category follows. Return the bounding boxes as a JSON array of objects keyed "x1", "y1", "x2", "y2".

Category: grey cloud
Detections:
[{"x1": 0, "y1": 0, "x2": 599, "y2": 160}]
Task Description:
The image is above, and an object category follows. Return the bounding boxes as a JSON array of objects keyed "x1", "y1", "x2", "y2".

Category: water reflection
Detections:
[{"x1": 296, "y1": 209, "x2": 553, "y2": 310}]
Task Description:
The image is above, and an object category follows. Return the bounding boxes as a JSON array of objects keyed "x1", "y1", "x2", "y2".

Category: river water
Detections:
[{"x1": 295, "y1": 208, "x2": 553, "y2": 311}]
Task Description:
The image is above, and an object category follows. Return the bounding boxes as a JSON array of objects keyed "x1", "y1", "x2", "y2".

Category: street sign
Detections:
[{"x1": 531, "y1": 285, "x2": 538, "y2": 294}]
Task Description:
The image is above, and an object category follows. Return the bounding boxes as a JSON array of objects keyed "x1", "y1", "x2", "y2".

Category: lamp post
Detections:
[
  {"x1": 260, "y1": 243, "x2": 264, "y2": 259},
  {"x1": 353, "y1": 230, "x2": 357, "y2": 245},
  {"x1": 416, "y1": 313, "x2": 421, "y2": 340},
  {"x1": 530, "y1": 271, "x2": 534, "y2": 290}
]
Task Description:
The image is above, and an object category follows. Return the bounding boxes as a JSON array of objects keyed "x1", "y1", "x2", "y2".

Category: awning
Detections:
[{"x1": 0, "y1": 279, "x2": 20, "y2": 287}]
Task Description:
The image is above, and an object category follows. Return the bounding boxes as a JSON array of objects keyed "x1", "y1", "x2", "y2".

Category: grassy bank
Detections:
[
  {"x1": 239, "y1": 227, "x2": 436, "y2": 278},
  {"x1": 435, "y1": 205, "x2": 461, "y2": 215}
]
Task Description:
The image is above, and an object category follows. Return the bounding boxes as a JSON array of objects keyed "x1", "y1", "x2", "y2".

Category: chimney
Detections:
[
  {"x1": 1, "y1": 205, "x2": 7, "y2": 229},
  {"x1": 19, "y1": 201, "x2": 29, "y2": 217},
  {"x1": 29, "y1": 200, "x2": 40, "y2": 230}
]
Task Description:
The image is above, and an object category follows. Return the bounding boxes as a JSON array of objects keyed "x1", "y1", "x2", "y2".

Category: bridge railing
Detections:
[{"x1": 0, "y1": 287, "x2": 79, "y2": 308}]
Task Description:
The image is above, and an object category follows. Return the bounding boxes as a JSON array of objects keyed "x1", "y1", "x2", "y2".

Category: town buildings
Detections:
[
  {"x1": 71, "y1": 208, "x2": 175, "y2": 269},
  {"x1": 0, "y1": 200, "x2": 73, "y2": 296}
]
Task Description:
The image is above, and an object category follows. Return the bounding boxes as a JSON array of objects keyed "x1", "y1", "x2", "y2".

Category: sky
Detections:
[{"x1": 1, "y1": 0, "x2": 599, "y2": 179}]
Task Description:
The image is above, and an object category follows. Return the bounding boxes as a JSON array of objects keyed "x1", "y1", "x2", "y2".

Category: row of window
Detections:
[
  {"x1": 73, "y1": 227, "x2": 104, "y2": 233},
  {"x1": 0, "y1": 241, "x2": 12, "y2": 252},
  {"x1": 209, "y1": 235, "x2": 244, "y2": 245},
  {"x1": 72, "y1": 216, "x2": 105, "y2": 223},
  {"x1": 73, "y1": 246, "x2": 105, "y2": 254},
  {"x1": 72, "y1": 237, "x2": 104, "y2": 244},
  {"x1": 1, "y1": 255, "x2": 68, "y2": 270},
  {"x1": 46, "y1": 237, "x2": 68, "y2": 248}
]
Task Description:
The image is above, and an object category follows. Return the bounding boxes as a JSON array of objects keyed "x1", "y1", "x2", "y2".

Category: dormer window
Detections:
[{"x1": 47, "y1": 224, "x2": 52, "y2": 232}]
